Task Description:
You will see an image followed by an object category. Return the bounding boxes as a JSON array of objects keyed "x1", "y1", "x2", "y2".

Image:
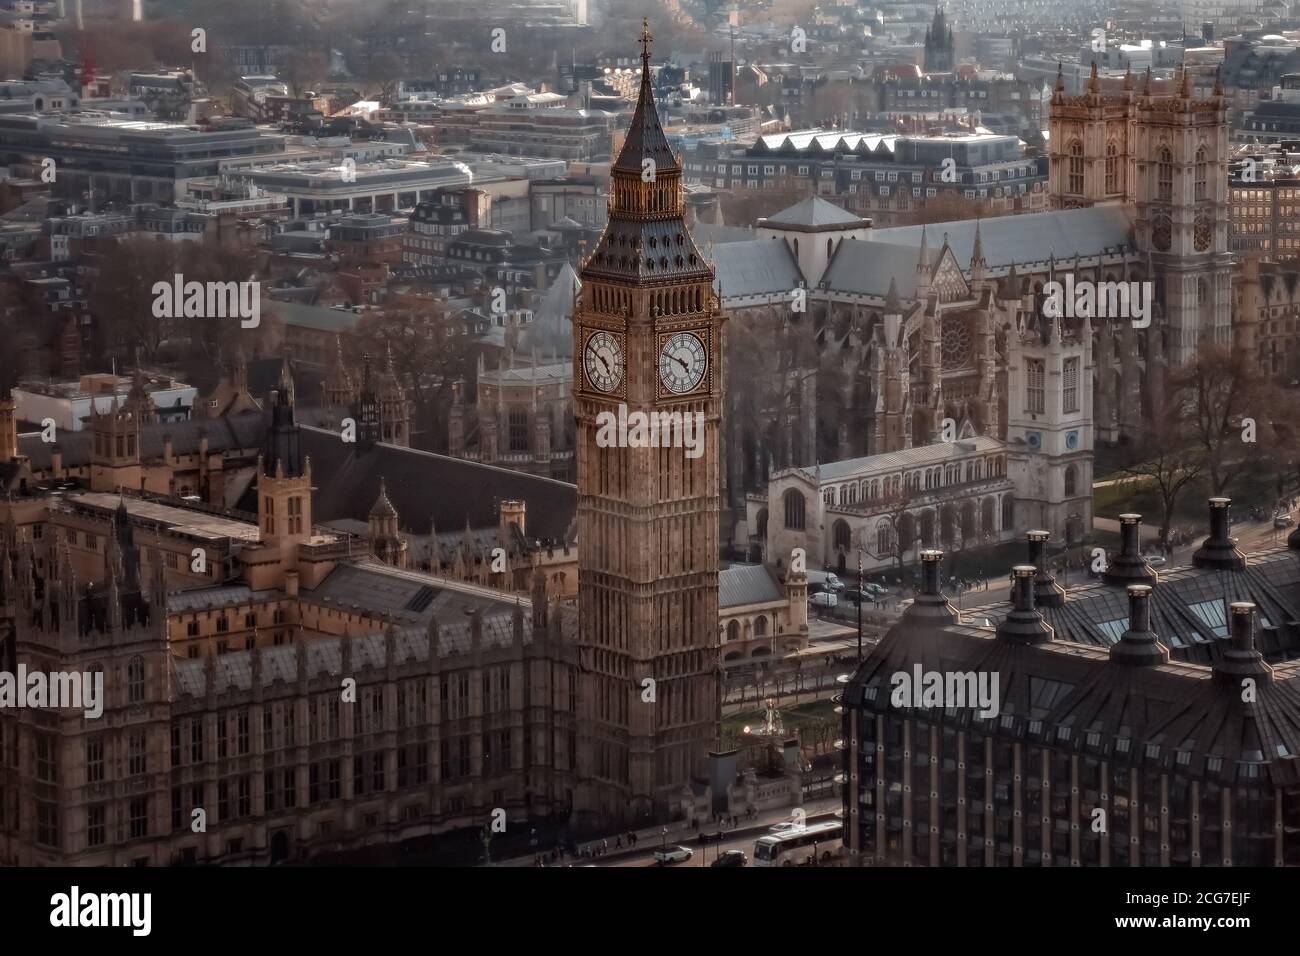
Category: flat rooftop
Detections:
[{"x1": 68, "y1": 492, "x2": 262, "y2": 544}]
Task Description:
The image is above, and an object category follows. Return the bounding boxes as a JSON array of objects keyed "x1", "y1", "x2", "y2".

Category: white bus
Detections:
[{"x1": 752, "y1": 821, "x2": 843, "y2": 867}]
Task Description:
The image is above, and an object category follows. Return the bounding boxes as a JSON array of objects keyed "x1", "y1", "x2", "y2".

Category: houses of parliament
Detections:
[
  {"x1": 0, "y1": 25, "x2": 1276, "y2": 865},
  {"x1": 0, "y1": 24, "x2": 722, "y2": 865}
]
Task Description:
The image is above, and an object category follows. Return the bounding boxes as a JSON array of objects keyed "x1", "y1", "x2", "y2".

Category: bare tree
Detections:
[
  {"x1": 1120, "y1": 396, "x2": 1204, "y2": 552},
  {"x1": 346, "y1": 296, "x2": 473, "y2": 451},
  {"x1": 866, "y1": 484, "x2": 921, "y2": 581},
  {"x1": 1170, "y1": 341, "x2": 1300, "y2": 498},
  {"x1": 86, "y1": 236, "x2": 181, "y2": 364}
]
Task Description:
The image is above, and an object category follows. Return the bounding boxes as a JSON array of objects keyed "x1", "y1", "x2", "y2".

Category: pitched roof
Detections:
[
  {"x1": 808, "y1": 436, "x2": 1006, "y2": 482},
  {"x1": 18, "y1": 410, "x2": 265, "y2": 470},
  {"x1": 820, "y1": 238, "x2": 920, "y2": 298},
  {"x1": 713, "y1": 239, "x2": 804, "y2": 298},
  {"x1": 720, "y1": 563, "x2": 784, "y2": 608},
  {"x1": 870, "y1": 205, "x2": 1134, "y2": 271},
  {"x1": 764, "y1": 195, "x2": 865, "y2": 227},
  {"x1": 297, "y1": 425, "x2": 576, "y2": 543}
]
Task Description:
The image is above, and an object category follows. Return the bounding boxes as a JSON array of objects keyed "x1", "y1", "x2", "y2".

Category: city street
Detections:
[{"x1": 517, "y1": 799, "x2": 842, "y2": 869}]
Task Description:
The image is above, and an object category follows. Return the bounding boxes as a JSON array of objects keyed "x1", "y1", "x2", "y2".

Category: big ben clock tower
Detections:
[{"x1": 573, "y1": 20, "x2": 724, "y2": 820}]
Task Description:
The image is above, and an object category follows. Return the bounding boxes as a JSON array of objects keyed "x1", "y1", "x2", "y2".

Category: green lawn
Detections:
[
  {"x1": 722, "y1": 698, "x2": 838, "y2": 742},
  {"x1": 1093, "y1": 468, "x2": 1280, "y2": 528}
]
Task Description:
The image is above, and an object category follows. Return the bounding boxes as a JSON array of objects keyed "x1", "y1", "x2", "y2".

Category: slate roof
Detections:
[
  {"x1": 297, "y1": 425, "x2": 576, "y2": 543},
  {"x1": 690, "y1": 222, "x2": 755, "y2": 246},
  {"x1": 713, "y1": 239, "x2": 804, "y2": 298},
  {"x1": 19, "y1": 410, "x2": 265, "y2": 469},
  {"x1": 269, "y1": 300, "x2": 365, "y2": 334},
  {"x1": 763, "y1": 195, "x2": 865, "y2": 227},
  {"x1": 819, "y1": 239, "x2": 920, "y2": 299},
  {"x1": 869, "y1": 205, "x2": 1135, "y2": 271},
  {"x1": 846, "y1": 583, "x2": 1300, "y2": 787},
  {"x1": 976, "y1": 547, "x2": 1300, "y2": 665},
  {"x1": 720, "y1": 563, "x2": 784, "y2": 608},
  {"x1": 806, "y1": 436, "x2": 1005, "y2": 482},
  {"x1": 518, "y1": 261, "x2": 577, "y2": 358},
  {"x1": 304, "y1": 560, "x2": 514, "y2": 624}
]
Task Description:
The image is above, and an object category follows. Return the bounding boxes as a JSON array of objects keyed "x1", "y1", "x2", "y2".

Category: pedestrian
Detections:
[
  {"x1": 602, "y1": 838, "x2": 608, "y2": 853},
  {"x1": 616, "y1": 835, "x2": 623, "y2": 849}
]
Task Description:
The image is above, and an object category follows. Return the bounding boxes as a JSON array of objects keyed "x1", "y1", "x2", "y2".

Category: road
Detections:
[{"x1": 589, "y1": 800, "x2": 842, "y2": 868}]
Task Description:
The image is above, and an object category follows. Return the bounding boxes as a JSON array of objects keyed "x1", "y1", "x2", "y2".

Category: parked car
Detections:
[
  {"x1": 863, "y1": 582, "x2": 888, "y2": 597},
  {"x1": 1141, "y1": 552, "x2": 1167, "y2": 567},
  {"x1": 1276, "y1": 514, "x2": 1296, "y2": 529},
  {"x1": 809, "y1": 591, "x2": 838, "y2": 609},
  {"x1": 654, "y1": 845, "x2": 693, "y2": 865},
  {"x1": 710, "y1": 850, "x2": 748, "y2": 867}
]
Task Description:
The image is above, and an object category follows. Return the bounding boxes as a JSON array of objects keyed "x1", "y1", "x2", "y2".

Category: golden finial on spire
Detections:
[{"x1": 639, "y1": 18, "x2": 653, "y2": 65}]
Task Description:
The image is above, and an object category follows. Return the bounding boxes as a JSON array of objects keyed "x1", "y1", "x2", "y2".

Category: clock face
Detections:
[
  {"x1": 583, "y1": 330, "x2": 625, "y2": 393},
  {"x1": 658, "y1": 331, "x2": 708, "y2": 394},
  {"x1": 1151, "y1": 216, "x2": 1172, "y2": 252},
  {"x1": 1194, "y1": 215, "x2": 1212, "y2": 252}
]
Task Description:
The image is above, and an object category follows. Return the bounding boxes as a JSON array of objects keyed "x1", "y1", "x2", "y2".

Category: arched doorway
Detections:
[{"x1": 270, "y1": 830, "x2": 290, "y2": 865}]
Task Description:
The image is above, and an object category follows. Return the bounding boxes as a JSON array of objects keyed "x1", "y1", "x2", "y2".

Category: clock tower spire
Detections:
[{"x1": 573, "y1": 21, "x2": 724, "y2": 821}]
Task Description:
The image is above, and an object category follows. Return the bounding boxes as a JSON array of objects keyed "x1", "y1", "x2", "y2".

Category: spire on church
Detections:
[
  {"x1": 1142, "y1": 66, "x2": 1153, "y2": 95},
  {"x1": 1123, "y1": 65, "x2": 1133, "y2": 91},
  {"x1": 916, "y1": 224, "x2": 929, "y2": 274},
  {"x1": 263, "y1": 358, "x2": 302, "y2": 478},
  {"x1": 276, "y1": 353, "x2": 295, "y2": 405},
  {"x1": 1213, "y1": 65, "x2": 1223, "y2": 96},
  {"x1": 884, "y1": 275, "x2": 901, "y2": 314},
  {"x1": 998, "y1": 262, "x2": 1020, "y2": 301},
  {"x1": 1054, "y1": 61, "x2": 1064, "y2": 94},
  {"x1": 969, "y1": 219, "x2": 985, "y2": 272},
  {"x1": 1179, "y1": 65, "x2": 1191, "y2": 97},
  {"x1": 1087, "y1": 60, "x2": 1099, "y2": 93}
]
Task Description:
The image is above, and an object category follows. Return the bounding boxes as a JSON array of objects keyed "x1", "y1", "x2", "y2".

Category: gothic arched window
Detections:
[
  {"x1": 833, "y1": 520, "x2": 851, "y2": 551},
  {"x1": 1195, "y1": 147, "x2": 1208, "y2": 202},
  {"x1": 1105, "y1": 141, "x2": 1120, "y2": 194},
  {"x1": 1158, "y1": 148, "x2": 1174, "y2": 202},
  {"x1": 754, "y1": 615, "x2": 768, "y2": 638},
  {"x1": 508, "y1": 408, "x2": 529, "y2": 453},
  {"x1": 756, "y1": 509, "x2": 768, "y2": 538},
  {"x1": 1065, "y1": 464, "x2": 1078, "y2": 497},
  {"x1": 1067, "y1": 140, "x2": 1084, "y2": 195},
  {"x1": 726, "y1": 620, "x2": 740, "y2": 642},
  {"x1": 1001, "y1": 494, "x2": 1014, "y2": 529},
  {"x1": 783, "y1": 489, "x2": 806, "y2": 530},
  {"x1": 876, "y1": 519, "x2": 895, "y2": 556},
  {"x1": 128, "y1": 656, "x2": 145, "y2": 704}
]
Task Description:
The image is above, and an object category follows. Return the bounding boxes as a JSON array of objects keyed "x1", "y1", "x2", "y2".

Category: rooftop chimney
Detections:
[
  {"x1": 1027, "y1": 529, "x2": 1065, "y2": 608},
  {"x1": 1102, "y1": 514, "x2": 1158, "y2": 587},
  {"x1": 1213, "y1": 601, "x2": 1273, "y2": 687},
  {"x1": 996, "y1": 564, "x2": 1054, "y2": 645},
  {"x1": 1108, "y1": 584, "x2": 1169, "y2": 666},
  {"x1": 1192, "y1": 497, "x2": 1245, "y2": 571},
  {"x1": 901, "y1": 549, "x2": 958, "y2": 627}
]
